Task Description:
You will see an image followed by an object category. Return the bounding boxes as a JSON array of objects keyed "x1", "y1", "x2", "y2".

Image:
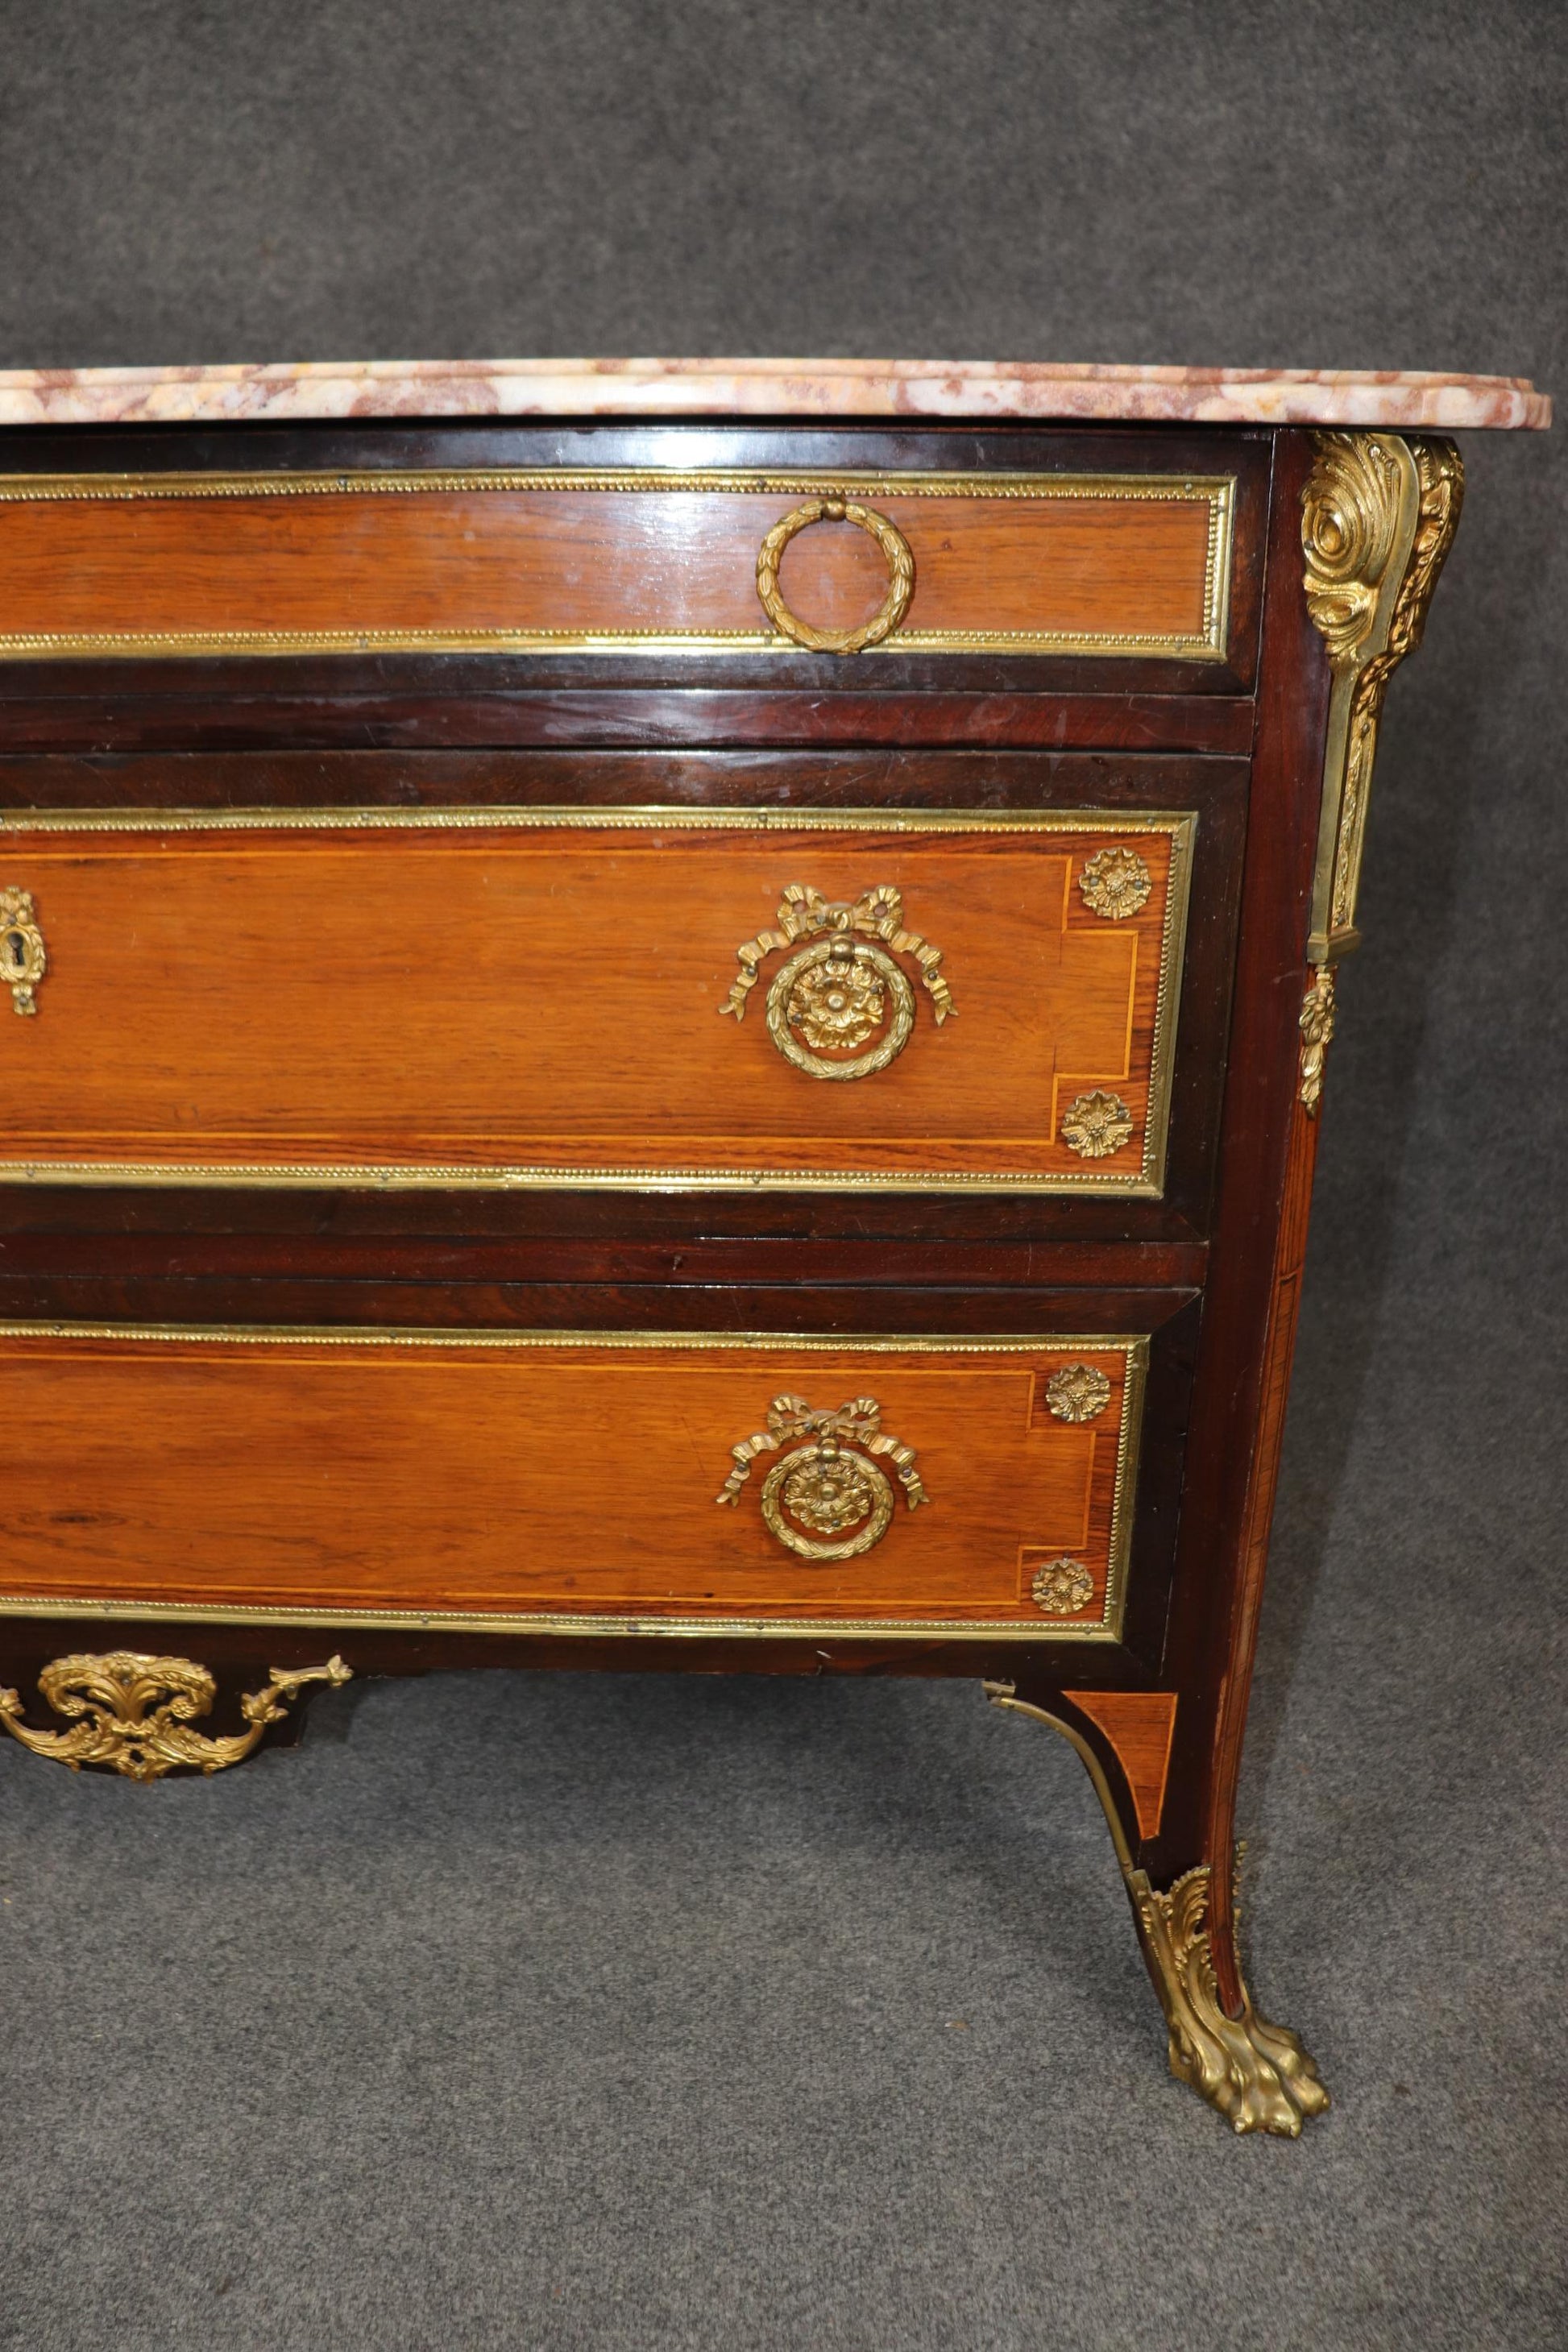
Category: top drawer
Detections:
[{"x1": 0, "y1": 465, "x2": 1237, "y2": 667}]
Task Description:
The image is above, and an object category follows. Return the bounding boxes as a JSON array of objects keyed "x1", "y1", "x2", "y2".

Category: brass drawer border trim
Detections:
[
  {"x1": 0, "y1": 467, "x2": 1235, "y2": 663},
  {"x1": 0, "y1": 803, "x2": 1194, "y2": 1197},
  {"x1": 0, "y1": 1321, "x2": 1148, "y2": 1646}
]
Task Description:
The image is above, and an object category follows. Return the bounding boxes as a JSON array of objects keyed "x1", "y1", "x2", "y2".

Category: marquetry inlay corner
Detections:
[
  {"x1": 0, "y1": 1651, "x2": 352, "y2": 1780},
  {"x1": 1128, "y1": 1860, "x2": 1330, "y2": 2136},
  {"x1": 1300, "y1": 431, "x2": 1464, "y2": 972}
]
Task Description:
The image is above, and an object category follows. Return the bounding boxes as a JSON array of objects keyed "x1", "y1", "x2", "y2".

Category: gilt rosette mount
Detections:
[
  {"x1": 717, "y1": 1394, "x2": 927, "y2": 1560},
  {"x1": 1077, "y1": 846, "x2": 1152, "y2": 921},
  {"x1": 1043, "y1": 1361, "x2": 1113, "y2": 1423},
  {"x1": 1059, "y1": 1088, "x2": 1135, "y2": 1161},
  {"x1": 1031, "y1": 1558, "x2": 1096, "y2": 1616},
  {"x1": 721, "y1": 884, "x2": 954, "y2": 1081}
]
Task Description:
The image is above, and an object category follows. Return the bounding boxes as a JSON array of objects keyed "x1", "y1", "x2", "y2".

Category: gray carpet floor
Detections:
[{"x1": 1, "y1": 3, "x2": 1564, "y2": 2346}]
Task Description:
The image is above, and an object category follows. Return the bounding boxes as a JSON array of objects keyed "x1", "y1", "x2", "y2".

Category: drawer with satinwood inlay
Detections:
[
  {"x1": 0, "y1": 1322, "x2": 1162, "y2": 1642},
  {"x1": 0, "y1": 463, "x2": 1247, "y2": 670},
  {"x1": 0, "y1": 799, "x2": 1205, "y2": 1194}
]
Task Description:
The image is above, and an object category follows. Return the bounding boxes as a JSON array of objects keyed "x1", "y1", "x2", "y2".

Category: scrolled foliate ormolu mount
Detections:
[
  {"x1": 1296, "y1": 429, "x2": 1464, "y2": 1109},
  {"x1": 0, "y1": 887, "x2": 45, "y2": 1015},
  {"x1": 721, "y1": 884, "x2": 953, "y2": 1081},
  {"x1": 717, "y1": 1395, "x2": 927, "y2": 1560},
  {"x1": 1297, "y1": 967, "x2": 1336, "y2": 1118},
  {"x1": 754, "y1": 497, "x2": 915, "y2": 656},
  {"x1": 0, "y1": 1652, "x2": 353, "y2": 1781},
  {"x1": 1129, "y1": 1865, "x2": 1329, "y2": 2137}
]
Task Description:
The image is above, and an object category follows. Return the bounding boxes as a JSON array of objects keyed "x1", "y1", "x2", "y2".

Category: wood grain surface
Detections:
[
  {"x1": 0, "y1": 694, "x2": 1259, "y2": 760},
  {"x1": 0, "y1": 1329, "x2": 1143, "y2": 1628},
  {"x1": 0, "y1": 416, "x2": 1321, "y2": 1920},
  {"x1": 0, "y1": 817, "x2": 1188, "y2": 1186},
  {"x1": 0, "y1": 480, "x2": 1224, "y2": 656},
  {"x1": 1063, "y1": 1688, "x2": 1179, "y2": 1836}
]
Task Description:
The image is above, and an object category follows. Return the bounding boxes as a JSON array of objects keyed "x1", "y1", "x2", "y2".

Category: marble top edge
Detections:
[{"x1": 0, "y1": 359, "x2": 1549, "y2": 430}]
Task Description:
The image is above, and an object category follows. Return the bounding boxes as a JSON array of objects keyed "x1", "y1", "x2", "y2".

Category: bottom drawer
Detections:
[{"x1": 0, "y1": 1321, "x2": 1151, "y2": 1645}]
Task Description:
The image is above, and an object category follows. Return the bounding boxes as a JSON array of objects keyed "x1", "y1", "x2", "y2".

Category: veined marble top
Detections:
[{"x1": 0, "y1": 359, "x2": 1549, "y2": 430}]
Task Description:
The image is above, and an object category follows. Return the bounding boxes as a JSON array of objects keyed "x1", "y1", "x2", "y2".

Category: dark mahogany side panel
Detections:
[{"x1": 1136, "y1": 432, "x2": 1332, "y2": 1916}]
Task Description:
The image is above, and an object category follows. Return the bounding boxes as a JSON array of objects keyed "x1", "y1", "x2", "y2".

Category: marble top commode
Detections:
[
  {"x1": 0, "y1": 344, "x2": 1548, "y2": 2143},
  {"x1": 0, "y1": 359, "x2": 1549, "y2": 429}
]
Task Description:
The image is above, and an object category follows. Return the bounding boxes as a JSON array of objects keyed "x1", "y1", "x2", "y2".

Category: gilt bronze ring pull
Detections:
[{"x1": 755, "y1": 498, "x2": 915, "y2": 655}]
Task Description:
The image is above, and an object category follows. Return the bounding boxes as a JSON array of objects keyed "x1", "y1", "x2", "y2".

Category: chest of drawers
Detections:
[{"x1": 0, "y1": 358, "x2": 1547, "y2": 2134}]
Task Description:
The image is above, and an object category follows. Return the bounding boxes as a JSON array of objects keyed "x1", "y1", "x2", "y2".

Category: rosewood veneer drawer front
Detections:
[
  {"x1": 0, "y1": 807, "x2": 1193, "y2": 1193},
  {"x1": 0, "y1": 1325, "x2": 1148, "y2": 1642},
  {"x1": 0, "y1": 467, "x2": 1236, "y2": 666}
]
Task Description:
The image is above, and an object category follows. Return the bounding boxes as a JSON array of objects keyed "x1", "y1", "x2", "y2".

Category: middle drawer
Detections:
[{"x1": 0, "y1": 802, "x2": 1203, "y2": 1195}]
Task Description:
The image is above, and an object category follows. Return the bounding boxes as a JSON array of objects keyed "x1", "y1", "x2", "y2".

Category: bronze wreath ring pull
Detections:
[
  {"x1": 755, "y1": 499, "x2": 915, "y2": 655},
  {"x1": 716, "y1": 1393, "x2": 927, "y2": 1561}
]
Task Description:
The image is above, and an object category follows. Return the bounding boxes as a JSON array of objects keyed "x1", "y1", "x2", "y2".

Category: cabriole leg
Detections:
[{"x1": 985, "y1": 1682, "x2": 1329, "y2": 2136}]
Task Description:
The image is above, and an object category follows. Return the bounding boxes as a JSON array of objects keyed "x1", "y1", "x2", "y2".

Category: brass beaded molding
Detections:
[{"x1": 0, "y1": 467, "x2": 1235, "y2": 662}]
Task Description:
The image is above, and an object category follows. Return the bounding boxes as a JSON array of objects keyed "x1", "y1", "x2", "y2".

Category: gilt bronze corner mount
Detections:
[{"x1": 1301, "y1": 431, "x2": 1463, "y2": 967}]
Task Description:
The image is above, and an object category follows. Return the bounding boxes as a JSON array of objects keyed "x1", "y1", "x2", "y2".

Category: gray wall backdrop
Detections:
[{"x1": 1, "y1": 6, "x2": 1562, "y2": 2350}]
